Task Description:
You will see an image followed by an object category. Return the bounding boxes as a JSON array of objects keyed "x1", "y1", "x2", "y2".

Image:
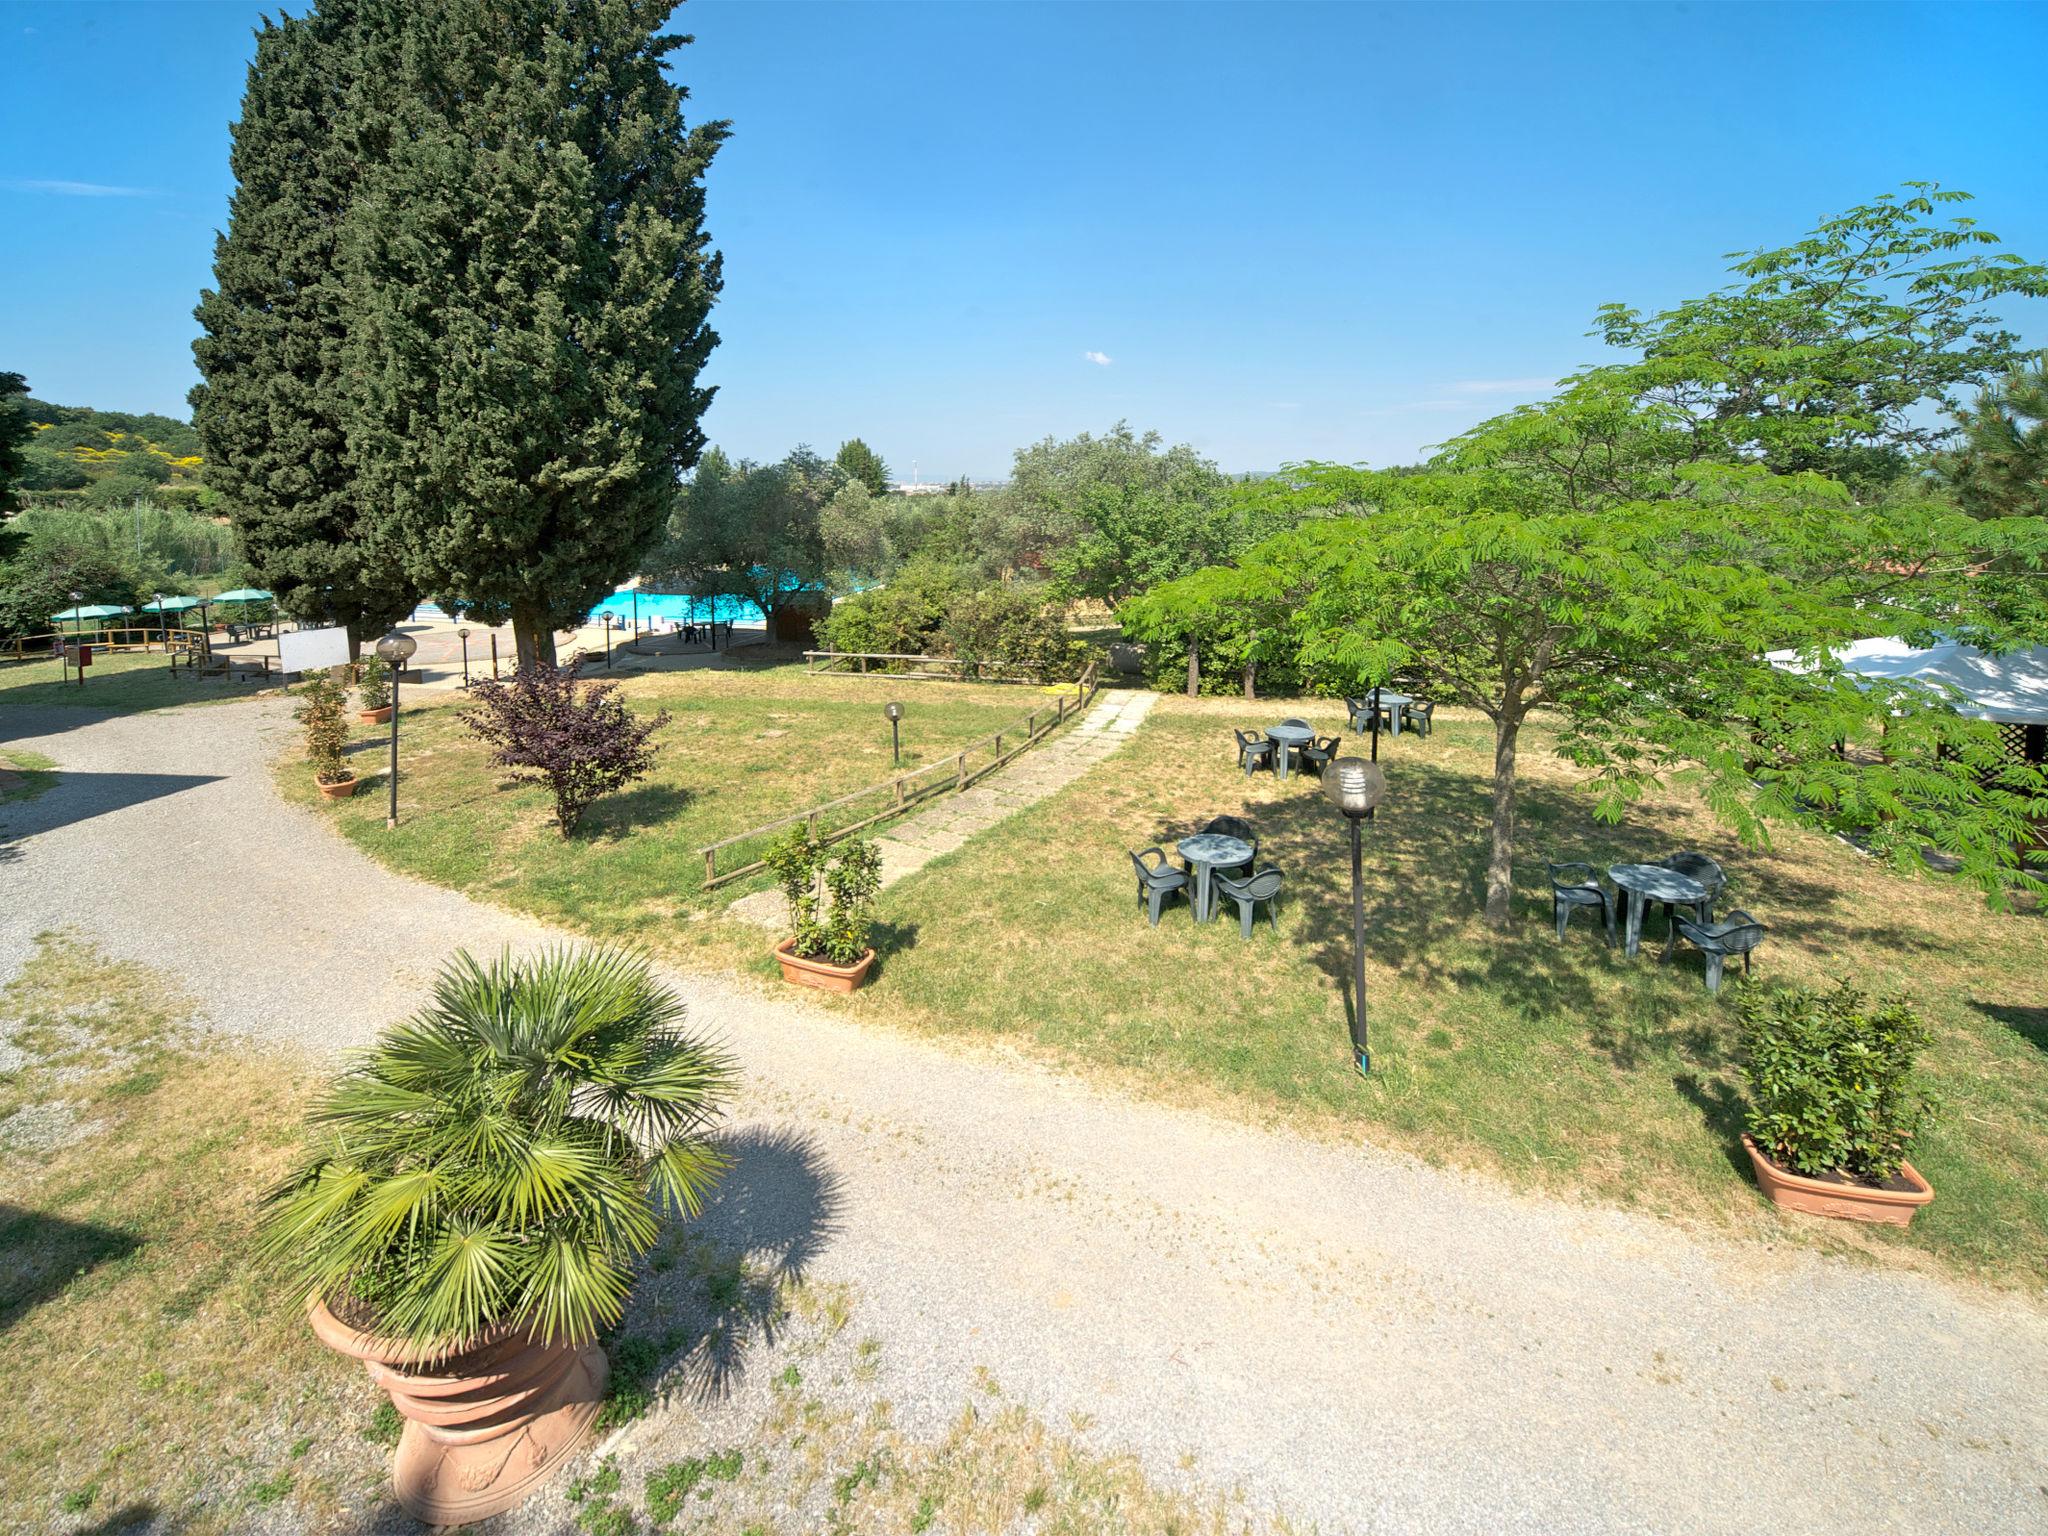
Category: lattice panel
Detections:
[{"x1": 1998, "y1": 721, "x2": 2047, "y2": 765}]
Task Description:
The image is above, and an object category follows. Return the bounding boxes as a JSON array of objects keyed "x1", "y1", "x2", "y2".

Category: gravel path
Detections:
[{"x1": 5, "y1": 699, "x2": 2046, "y2": 1535}]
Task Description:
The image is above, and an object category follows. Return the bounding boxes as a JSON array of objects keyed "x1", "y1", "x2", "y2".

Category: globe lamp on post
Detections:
[
  {"x1": 1322, "y1": 757, "x2": 1387, "y2": 1075},
  {"x1": 375, "y1": 629, "x2": 420, "y2": 829}
]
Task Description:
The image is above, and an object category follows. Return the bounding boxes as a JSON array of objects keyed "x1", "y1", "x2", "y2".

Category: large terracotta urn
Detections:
[{"x1": 309, "y1": 1298, "x2": 607, "y2": 1524}]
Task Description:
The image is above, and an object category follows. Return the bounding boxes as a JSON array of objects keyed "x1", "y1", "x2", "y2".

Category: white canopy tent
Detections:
[{"x1": 1768, "y1": 637, "x2": 2048, "y2": 727}]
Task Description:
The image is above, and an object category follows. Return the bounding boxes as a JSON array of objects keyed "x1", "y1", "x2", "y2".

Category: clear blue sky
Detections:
[{"x1": 4, "y1": 0, "x2": 2045, "y2": 478}]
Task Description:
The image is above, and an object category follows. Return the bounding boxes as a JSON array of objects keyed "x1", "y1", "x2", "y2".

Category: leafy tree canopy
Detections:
[
  {"x1": 1593, "y1": 184, "x2": 2048, "y2": 488},
  {"x1": 833, "y1": 437, "x2": 890, "y2": 497},
  {"x1": 343, "y1": 0, "x2": 725, "y2": 669},
  {"x1": 1126, "y1": 431, "x2": 2048, "y2": 925}
]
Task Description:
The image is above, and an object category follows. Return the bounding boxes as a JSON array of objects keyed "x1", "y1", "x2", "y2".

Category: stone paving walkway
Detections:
[{"x1": 730, "y1": 687, "x2": 1157, "y2": 925}]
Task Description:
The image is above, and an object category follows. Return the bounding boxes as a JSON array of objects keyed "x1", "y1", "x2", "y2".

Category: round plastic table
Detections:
[
  {"x1": 1265, "y1": 724, "x2": 1314, "y2": 780},
  {"x1": 1177, "y1": 833, "x2": 1254, "y2": 922},
  {"x1": 1608, "y1": 863, "x2": 1709, "y2": 959}
]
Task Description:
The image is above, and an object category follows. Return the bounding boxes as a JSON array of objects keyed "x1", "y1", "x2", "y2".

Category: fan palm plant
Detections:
[{"x1": 264, "y1": 946, "x2": 733, "y2": 1355}]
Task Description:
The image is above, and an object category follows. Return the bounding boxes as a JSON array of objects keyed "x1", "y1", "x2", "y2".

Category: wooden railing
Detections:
[
  {"x1": 0, "y1": 625, "x2": 210, "y2": 662},
  {"x1": 696, "y1": 661, "x2": 1100, "y2": 889},
  {"x1": 802, "y1": 650, "x2": 1050, "y2": 685}
]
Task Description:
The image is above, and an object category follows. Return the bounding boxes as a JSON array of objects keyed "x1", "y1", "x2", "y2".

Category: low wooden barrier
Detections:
[
  {"x1": 696, "y1": 661, "x2": 1100, "y2": 889},
  {"x1": 802, "y1": 650, "x2": 1048, "y2": 685}
]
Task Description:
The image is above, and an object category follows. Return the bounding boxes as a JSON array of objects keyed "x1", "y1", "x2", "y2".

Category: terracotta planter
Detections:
[
  {"x1": 308, "y1": 1299, "x2": 606, "y2": 1525},
  {"x1": 360, "y1": 705, "x2": 394, "y2": 724},
  {"x1": 317, "y1": 774, "x2": 359, "y2": 800},
  {"x1": 774, "y1": 938, "x2": 876, "y2": 993},
  {"x1": 1742, "y1": 1135, "x2": 1933, "y2": 1227}
]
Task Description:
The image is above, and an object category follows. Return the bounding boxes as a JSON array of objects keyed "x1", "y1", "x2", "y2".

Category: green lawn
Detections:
[
  {"x1": 829, "y1": 694, "x2": 2048, "y2": 1286},
  {"x1": 0, "y1": 648, "x2": 252, "y2": 715},
  {"x1": 279, "y1": 663, "x2": 1071, "y2": 932}
]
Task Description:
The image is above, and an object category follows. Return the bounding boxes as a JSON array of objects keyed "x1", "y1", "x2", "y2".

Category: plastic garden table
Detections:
[
  {"x1": 1177, "y1": 833, "x2": 1254, "y2": 922},
  {"x1": 1607, "y1": 863, "x2": 1710, "y2": 959},
  {"x1": 1265, "y1": 724, "x2": 1314, "y2": 780}
]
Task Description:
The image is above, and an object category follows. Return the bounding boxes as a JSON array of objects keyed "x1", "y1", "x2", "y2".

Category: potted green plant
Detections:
[
  {"x1": 357, "y1": 652, "x2": 394, "y2": 723},
  {"x1": 264, "y1": 947, "x2": 733, "y2": 1524},
  {"x1": 763, "y1": 826, "x2": 882, "y2": 992},
  {"x1": 1738, "y1": 981, "x2": 1938, "y2": 1226},
  {"x1": 296, "y1": 669, "x2": 357, "y2": 799}
]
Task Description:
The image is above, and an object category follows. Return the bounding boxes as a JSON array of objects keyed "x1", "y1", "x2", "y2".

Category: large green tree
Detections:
[
  {"x1": 1943, "y1": 356, "x2": 2048, "y2": 520},
  {"x1": 0, "y1": 373, "x2": 32, "y2": 518},
  {"x1": 190, "y1": 5, "x2": 415, "y2": 649},
  {"x1": 1595, "y1": 185, "x2": 2048, "y2": 488},
  {"x1": 985, "y1": 423, "x2": 1238, "y2": 600},
  {"x1": 1125, "y1": 383, "x2": 2048, "y2": 927},
  {"x1": 833, "y1": 438, "x2": 890, "y2": 497},
  {"x1": 345, "y1": 0, "x2": 725, "y2": 669},
  {"x1": 648, "y1": 444, "x2": 840, "y2": 625}
]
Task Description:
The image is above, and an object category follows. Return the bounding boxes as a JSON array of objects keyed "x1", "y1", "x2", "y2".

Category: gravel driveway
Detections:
[{"x1": 4, "y1": 698, "x2": 2046, "y2": 1535}]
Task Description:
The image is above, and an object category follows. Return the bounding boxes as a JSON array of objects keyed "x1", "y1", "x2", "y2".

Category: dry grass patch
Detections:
[{"x1": 0, "y1": 935, "x2": 384, "y2": 1534}]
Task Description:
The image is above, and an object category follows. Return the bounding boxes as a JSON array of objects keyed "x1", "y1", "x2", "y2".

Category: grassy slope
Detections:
[
  {"x1": 275, "y1": 664, "x2": 1067, "y2": 933},
  {"x1": 838, "y1": 695, "x2": 2048, "y2": 1286}
]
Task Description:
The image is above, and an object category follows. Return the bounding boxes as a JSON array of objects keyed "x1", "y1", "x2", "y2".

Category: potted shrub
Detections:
[
  {"x1": 1738, "y1": 981, "x2": 1938, "y2": 1226},
  {"x1": 764, "y1": 826, "x2": 882, "y2": 992},
  {"x1": 357, "y1": 652, "x2": 394, "y2": 723},
  {"x1": 264, "y1": 948, "x2": 733, "y2": 1524},
  {"x1": 296, "y1": 670, "x2": 357, "y2": 799}
]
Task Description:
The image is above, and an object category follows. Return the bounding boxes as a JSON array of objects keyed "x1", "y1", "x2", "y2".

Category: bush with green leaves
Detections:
[
  {"x1": 764, "y1": 826, "x2": 881, "y2": 964},
  {"x1": 262, "y1": 947, "x2": 733, "y2": 1354},
  {"x1": 357, "y1": 652, "x2": 391, "y2": 712},
  {"x1": 937, "y1": 584, "x2": 1083, "y2": 683},
  {"x1": 1739, "y1": 981, "x2": 1938, "y2": 1182},
  {"x1": 295, "y1": 670, "x2": 352, "y2": 784}
]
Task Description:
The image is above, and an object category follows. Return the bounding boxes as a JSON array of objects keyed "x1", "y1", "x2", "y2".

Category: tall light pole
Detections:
[
  {"x1": 376, "y1": 630, "x2": 420, "y2": 829},
  {"x1": 1322, "y1": 757, "x2": 1388, "y2": 1076},
  {"x1": 884, "y1": 700, "x2": 903, "y2": 766},
  {"x1": 603, "y1": 615, "x2": 614, "y2": 667},
  {"x1": 458, "y1": 627, "x2": 472, "y2": 688}
]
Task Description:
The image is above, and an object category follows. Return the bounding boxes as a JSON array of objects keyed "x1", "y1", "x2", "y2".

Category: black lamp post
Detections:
[
  {"x1": 1370, "y1": 684, "x2": 1382, "y2": 761},
  {"x1": 458, "y1": 627, "x2": 471, "y2": 687},
  {"x1": 1322, "y1": 756, "x2": 1388, "y2": 1075},
  {"x1": 884, "y1": 700, "x2": 903, "y2": 765},
  {"x1": 603, "y1": 616, "x2": 614, "y2": 667},
  {"x1": 375, "y1": 629, "x2": 420, "y2": 829}
]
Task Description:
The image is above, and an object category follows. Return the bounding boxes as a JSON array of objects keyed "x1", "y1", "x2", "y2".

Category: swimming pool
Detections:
[{"x1": 410, "y1": 590, "x2": 771, "y2": 627}]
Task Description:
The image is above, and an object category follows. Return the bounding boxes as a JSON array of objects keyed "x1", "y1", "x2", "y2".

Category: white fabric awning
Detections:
[{"x1": 1767, "y1": 637, "x2": 2048, "y2": 725}]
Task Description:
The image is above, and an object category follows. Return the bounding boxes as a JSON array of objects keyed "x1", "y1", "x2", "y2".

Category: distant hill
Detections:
[{"x1": 18, "y1": 397, "x2": 207, "y2": 508}]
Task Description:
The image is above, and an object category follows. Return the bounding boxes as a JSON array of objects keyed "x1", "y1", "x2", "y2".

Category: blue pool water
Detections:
[{"x1": 410, "y1": 590, "x2": 770, "y2": 627}]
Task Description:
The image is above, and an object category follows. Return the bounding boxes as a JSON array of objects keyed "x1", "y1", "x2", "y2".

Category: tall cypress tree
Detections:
[
  {"x1": 190, "y1": 4, "x2": 416, "y2": 649},
  {"x1": 345, "y1": 0, "x2": 726, "y2": 669}
]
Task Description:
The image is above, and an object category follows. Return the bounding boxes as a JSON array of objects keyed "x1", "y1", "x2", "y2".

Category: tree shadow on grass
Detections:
[
  {"x1": 1971, "y1": 999, "x2": 2048, "y2": 1055},
  {"x1": 579, "y1": 781, "x2": 696, "y2": 840},
  {"x1": 1155, "y1": 749, "x2": 1945, "y2": 1034},
  {"x1": 0, "y1": 1204, "x2": 141, "y2": 1333}
]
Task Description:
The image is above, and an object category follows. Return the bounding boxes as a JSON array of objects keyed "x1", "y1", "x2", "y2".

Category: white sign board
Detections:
[{"x1": 277, "y1": 625, "x2": 352, "y2": 675}]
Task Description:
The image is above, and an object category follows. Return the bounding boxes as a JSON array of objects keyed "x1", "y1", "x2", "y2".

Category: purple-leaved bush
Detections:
[{"x1": 462, "y1": 658, "x2": 671, "y2": 836}]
